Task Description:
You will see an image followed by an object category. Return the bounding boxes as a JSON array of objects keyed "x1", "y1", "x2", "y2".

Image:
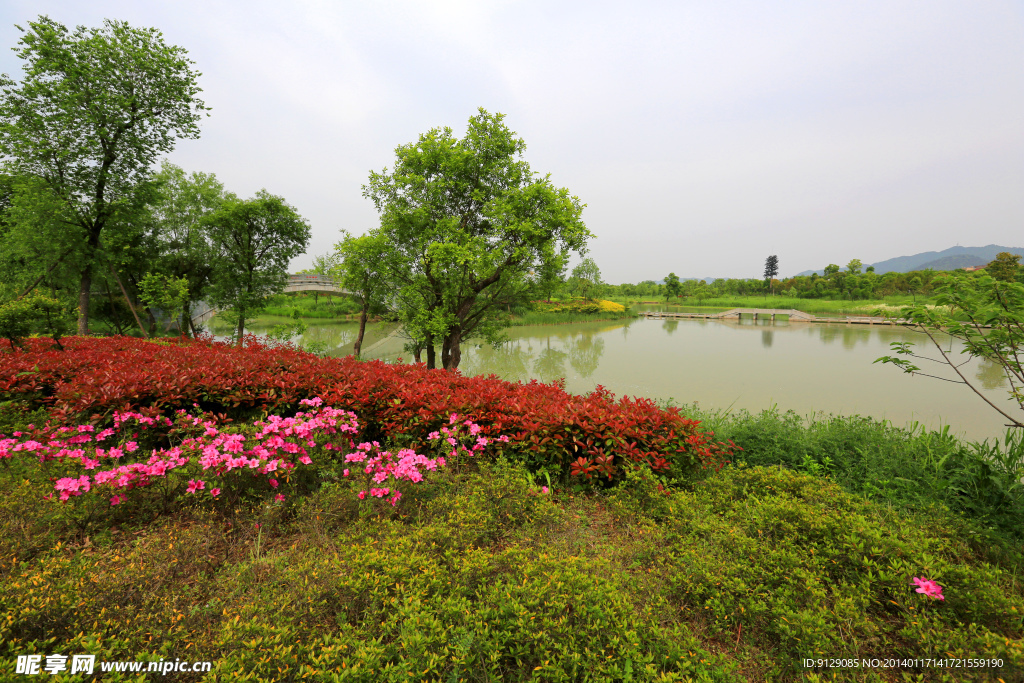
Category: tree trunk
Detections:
[
  {"x1": 353, "y1": 303, "x2": 368, "y2": 357},
  {"x1": 425, "y1": 333, "x2": 436, "y2": 369},
  {"x1": 442, "y1": 329, "x2": 462, "y2": 370},
  {"x1": 413, "y1": 346, "x2": 422, "y2": 363},
  {"x1": 78, "y1": 264, "x2": 93, "y2": 336},
  {"x1": 236, "y1": 307, "x2": 245, "y2": 348}
]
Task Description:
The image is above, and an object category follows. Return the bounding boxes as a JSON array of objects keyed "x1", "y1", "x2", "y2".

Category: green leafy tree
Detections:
[
  {"x1": 204, "y1": 191, "x2": 311, "y2": 346},
  {"x1": 0, "y1": 292, "x2": 72, "y2": 350},
  {"x1": 534, "y1": 250, "x2": 568, "y2": 303},
  {"x1": 876, "y1": 274, "x2": 1024, "y2": 429},
  {"x1": 571, "y1": 258, "x2": 602, "y2": 301},
  {"x1": 663, "y1": 272, "x2": 681, "y2": 302},
  {"x1": 823, "y1": 264, "x2": 840, "y2": 278},
  {"x1": 138, "y1": 273, "x2": 189, "y2": 335},
  {"x1": 987, "y1": 252, "x2": 1022, "y2": 283},
  {"x1": 332, "y1": 230, "x2": 390, "y2": 358},
  {"x1": 846, "y1": 258, "x2": 863, "y2": 275},
  {"x1": 363, "y1": 108, "x2": 590, "y2": 370},
  {"x1": 763, "y1": 255, "x2": 779, "y2": 296},
  {"x1": 0, "y1": 16, "x2": 208, "y2": 335},
  {"x1": 148, "y1": 162, "x2": 232, "y2": 334}
]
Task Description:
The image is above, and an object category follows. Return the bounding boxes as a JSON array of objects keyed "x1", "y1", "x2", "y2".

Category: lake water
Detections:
[{"x1": 208, "y1": 312, "x2": 1014, "y2": 443}]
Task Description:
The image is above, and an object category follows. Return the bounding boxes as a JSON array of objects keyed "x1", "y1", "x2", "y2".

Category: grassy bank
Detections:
[
  {"x1": 508, "y1": 300, "x2": 636, "y2": 327},
  {"x1": 608, "y1": 295, "x2": 936, "y2": 316}
]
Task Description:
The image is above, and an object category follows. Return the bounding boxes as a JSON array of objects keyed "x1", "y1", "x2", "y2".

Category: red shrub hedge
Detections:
[{"x1": 0, "y1": 335, "x2": 734, "y2": 484}]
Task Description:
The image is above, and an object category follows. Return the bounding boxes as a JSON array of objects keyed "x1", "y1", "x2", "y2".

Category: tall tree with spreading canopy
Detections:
[
  {"x1": 0, "y1": 16, "x2": 208, "y2": 334},
  {"x1": 204, "y1": 191, "x2": 311, "y2": 346},
  {"x1": 363, "y1": 108, "x2": 590, "y2": 370}
]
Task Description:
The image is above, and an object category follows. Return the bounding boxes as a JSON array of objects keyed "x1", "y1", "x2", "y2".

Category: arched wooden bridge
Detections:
[{"x1": 189, "y1": 274, "x2": 352, "y2": 327}]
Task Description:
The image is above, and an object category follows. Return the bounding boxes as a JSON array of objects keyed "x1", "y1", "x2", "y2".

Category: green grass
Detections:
[
  {"x1": 668, "y1": 403, "x2": 1024, "y2": 556},
  {"x1": 2, "y1": 399, "x2": 1023, "y2": 681},
  {"x1": 609, "y1": 294, "x2": 931, "y2": 316}
]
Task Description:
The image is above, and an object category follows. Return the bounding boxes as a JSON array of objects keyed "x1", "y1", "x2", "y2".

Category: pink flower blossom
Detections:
[
  {"x1": 912, "y1": 577, "x2": 945, "y2": 600},
  {"x1": 275, "y1": 494, "x2": 285, "y2": 502},
  {"x1": 268, "y1": 478, "x2": 278, "y2": 489},
  {"x1": 110, "y1": 495, "x2": 123, "y2": 506},
  {"x1": 210, "y1": 488, "x2": 221, "y2": 497},
  {"x1": 186, "y1": 479, "x2": 205, "y2": 493}
]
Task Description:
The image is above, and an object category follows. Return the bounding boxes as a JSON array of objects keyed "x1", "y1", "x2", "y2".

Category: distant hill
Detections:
[{"x1": 795, "y1": 245, "x2": 1024, "y2": 276}]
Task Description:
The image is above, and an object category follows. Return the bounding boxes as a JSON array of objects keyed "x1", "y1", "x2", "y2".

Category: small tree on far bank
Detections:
[
  {"x1": 763, "y1": 255, "x2": 779, "y2": 297},
  {"x1": 987, "y1": 252, "x2": 1022, "y2": 283},
  {"x1": 204, "y1": 191, "x2": 310, "y2": 347},
  {"x1": 664, "y1": 272, "x2": 681, "y2": 302},
  {"x1": 571, "y1": 258, "x2": 602, "y2": 300},
  {"x1": 332, "y1": 229, "x2": 390, "y2": 358}
]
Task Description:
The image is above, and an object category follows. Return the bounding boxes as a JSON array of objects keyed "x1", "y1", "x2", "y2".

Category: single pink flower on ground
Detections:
[
  {"x1": 912, "y1": 577, "x2": 945, "y2": 600},
  {"x1": 542, "y1": 486, "x2": 549, "y2": 494},
  {"x1": 275, "y1": 494, "x2": 285, "y2": 502}
]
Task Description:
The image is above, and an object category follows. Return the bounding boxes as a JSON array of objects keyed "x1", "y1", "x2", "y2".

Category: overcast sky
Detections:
[{"x1": 2, "y1": 1, "x2": 1022, "y2": 282}]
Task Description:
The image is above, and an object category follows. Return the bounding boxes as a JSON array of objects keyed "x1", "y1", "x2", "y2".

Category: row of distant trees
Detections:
[{"x1": 616, "y1": 253, "x2": 1023, "y2": 303}]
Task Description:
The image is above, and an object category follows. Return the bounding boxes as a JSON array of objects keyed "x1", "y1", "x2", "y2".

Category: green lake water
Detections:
[{"x1": 208, "y1": 313, "x2": 1014, "y2": 443}]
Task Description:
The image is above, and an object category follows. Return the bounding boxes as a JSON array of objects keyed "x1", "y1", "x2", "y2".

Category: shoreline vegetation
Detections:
[
  {"x1": 1, "y1": 336, "x2": 1022, "y2": 681},
  {"x1": 249, "y1": 292, "x2": 941, "y2": 331}
]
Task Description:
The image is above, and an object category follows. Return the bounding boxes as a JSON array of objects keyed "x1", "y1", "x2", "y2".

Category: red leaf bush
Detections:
[{"x1": 0, "y1": 335, "x2": 735, "y2": 485}]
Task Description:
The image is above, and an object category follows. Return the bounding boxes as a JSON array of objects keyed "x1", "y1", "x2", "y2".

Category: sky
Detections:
[{"x1": 1, "y1": 0, "x2": 1022, "y2": 283}]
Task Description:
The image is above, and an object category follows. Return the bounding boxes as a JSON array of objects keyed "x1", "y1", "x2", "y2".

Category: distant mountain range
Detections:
[{"x1": 795, "y1": 245, "x2": 1024, "y2": 277}]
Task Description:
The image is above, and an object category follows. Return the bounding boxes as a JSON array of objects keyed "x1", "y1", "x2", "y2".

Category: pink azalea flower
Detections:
[
  {"x1": 187, "y1": 479, "x2": 205, "y2": 493},
  {"x1": 110, "y1": 495, "x2": 123, "y2": 506},
  {"x1": 357, "y1": 491, "x2": 366, "y2": 500},
  {"x1": 542, "y1": 486, "x2": 549, "y2": 494},
  {"x1": 343, "y1": 469, "x2": 350, "y2": 477},
  {"x1": 210, "y1": 488, "x2": 221, "y2": 497},
  {"x1": 268, "y1": 478, "x2": 279, "y2": 489},
  {"x1": 912, "y1": 577, "x2": 944, "y2": 600},
  {"x1": 299, "y1": 455, "x2": 312, "y2": 465},
  {"x1": 275, "y1": 494, "x2": 285, "y2": 502}
]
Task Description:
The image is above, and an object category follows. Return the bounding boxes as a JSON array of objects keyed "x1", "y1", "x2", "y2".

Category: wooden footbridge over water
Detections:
[{"x1": 641, "y1": 308, "x2": 909, "y2": 326}]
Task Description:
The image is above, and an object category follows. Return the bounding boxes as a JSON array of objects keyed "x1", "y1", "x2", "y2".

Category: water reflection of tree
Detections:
[
  {"x1": 534, "y1": 345, "x2": 568, "y2": 383},
  {"x1": 299, "y1": 324, "x2": 356, "y2": 355},
  {"x1": 461, "y1": 341, "x2": 532, "y2": 382},
  {"x1": 761, "y1": 330, "x2": 773, "y2": 348},
  {"x1": 817, "y1": 325, "x2": 871, "y2": 349},
  {"x1": 569, "y1": 333, "x2": 604, "y2": 378},
  {"x1": 662, "y1": 320, "x2": 679, "y2": 336},
  {"x1": 976, "y1": 358, "x2": 1008, "y2": 391}
]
